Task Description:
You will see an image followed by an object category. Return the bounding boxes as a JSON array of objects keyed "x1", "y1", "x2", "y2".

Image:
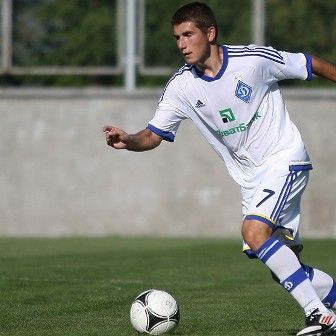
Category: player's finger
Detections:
[
  {"x1": 103, "y1": 125, "x2": 115, "y2": 132},
  {"x1": 106, "y1": 130, "x2": 122, "y2": 144}
]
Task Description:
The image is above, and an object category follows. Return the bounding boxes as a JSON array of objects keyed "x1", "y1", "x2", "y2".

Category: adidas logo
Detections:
[
  {"x1": 195, "y1": 100, "x2": 205, "y2": 108},
  {"x1": 320, "y1": 315, "x2": 334, "y2": 325}
]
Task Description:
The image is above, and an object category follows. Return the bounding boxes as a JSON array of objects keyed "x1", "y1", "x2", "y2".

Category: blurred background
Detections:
[
  {"x1": 1, "y1": 0, "x2": 336, "y2": 88},
  {"x1": 0, "y1": 0, "x2": 336, "y2": 237}
]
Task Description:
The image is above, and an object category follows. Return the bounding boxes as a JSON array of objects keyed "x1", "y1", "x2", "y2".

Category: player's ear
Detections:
[{"x1": 207, "y1": 26, "x2": 217, "y2": 44}]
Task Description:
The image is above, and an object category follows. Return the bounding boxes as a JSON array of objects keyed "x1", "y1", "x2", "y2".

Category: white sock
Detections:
[
  {"x1": 256, "y1": 237, "x2": 326, "y2": 315},
  {"x1": 302, "y1": 264, "x2": 336, "y2": 309}
]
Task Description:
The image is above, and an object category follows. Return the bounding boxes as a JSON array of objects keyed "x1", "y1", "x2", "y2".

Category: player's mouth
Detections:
[{"x1": 183, "y1": 52, "x2": 192, "y2": 59}]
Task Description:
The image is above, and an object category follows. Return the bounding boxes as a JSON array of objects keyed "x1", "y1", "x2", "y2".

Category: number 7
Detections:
[{"x1": 256, "y1": 189, "x2": 275, "y2": 207}]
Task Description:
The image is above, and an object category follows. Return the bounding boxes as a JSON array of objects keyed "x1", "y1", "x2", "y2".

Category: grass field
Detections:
[{"x1": 0, "y1": 237, "x2": 335, "y2": 336}]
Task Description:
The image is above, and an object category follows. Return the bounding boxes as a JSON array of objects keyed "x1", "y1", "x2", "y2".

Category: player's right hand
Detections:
[{"x1": 103, "y1": 126, "x2": 130, "y2": 149}]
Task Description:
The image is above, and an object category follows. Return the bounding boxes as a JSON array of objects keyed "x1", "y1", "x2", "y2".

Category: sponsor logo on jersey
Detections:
[
  {"x1": 195, "y1": 100, "x2": 206, "y2": 108},
  {"x1": 219, "y1": 108, "x2": 235, "y2": 123},
  {"x1": 215, "y1": 111, "x2": 261, "y2": 137},
  {"x1": 235, "y1": 80, "x2": 252, "y2": 103},
  {"x1": 249, "y1": 111, "x2": 261, "y2": 123}
]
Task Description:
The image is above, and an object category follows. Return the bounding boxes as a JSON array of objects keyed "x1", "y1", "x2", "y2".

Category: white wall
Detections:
[{"x1": 0, "y1": 88, "x2": 335, "y2": 238}]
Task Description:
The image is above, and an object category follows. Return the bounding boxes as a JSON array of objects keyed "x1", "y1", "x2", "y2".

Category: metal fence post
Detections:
[
  {"x1": 252, "y1": 0, "x2": 265, "y2": 46},
  {"x1": 125, "y1": 0, "x2": 137, "y2": 91},
  {"x1": 1, "y1": 0, "x2": 12, "y2": 72}
]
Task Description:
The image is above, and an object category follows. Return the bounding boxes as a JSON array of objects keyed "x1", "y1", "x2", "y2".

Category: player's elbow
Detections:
[{"x1": 149, "y1": 132, "x2": 163, "y2": 150}]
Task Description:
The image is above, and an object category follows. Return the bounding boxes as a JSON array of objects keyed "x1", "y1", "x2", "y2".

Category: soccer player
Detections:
[{"x1": 104, "y1": 2, "x2": 336, "y2": 335}]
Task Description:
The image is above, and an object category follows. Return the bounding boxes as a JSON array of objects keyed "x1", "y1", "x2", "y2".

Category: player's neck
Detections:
[{"x1": 196, "y1": 44, "x2": 223, "y2": 78}]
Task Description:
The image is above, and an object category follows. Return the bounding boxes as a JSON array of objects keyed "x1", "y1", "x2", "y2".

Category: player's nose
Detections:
[{"x1": 177, "y1": 37, "x2": 186, "y2": 50}]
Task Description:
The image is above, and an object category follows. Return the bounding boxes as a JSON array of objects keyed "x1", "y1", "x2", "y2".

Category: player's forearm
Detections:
[
  {"x1": 312, "y1": 56, "x2": 336, "y2": 82},
  {"x1": 126, "y1": 129, "x2": 162, "y2": 152}
]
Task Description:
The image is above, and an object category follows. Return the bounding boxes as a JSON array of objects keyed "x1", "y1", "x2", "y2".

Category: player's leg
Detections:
[
  {"x1": 241, "y1": 165, "x2": 336, "y2": 335},
  {"x1": 242, "y1": 218, "x2": 327, "y2": 315},
  {"x1": 302, "y1": 264, "x2": 336, "y2": 310},
  {"x1": 268, "y1": 235, "x2": 336, "y2": 310},
  {"x1": 271, "y1": 239, "x2": 336, "y2": 309}
]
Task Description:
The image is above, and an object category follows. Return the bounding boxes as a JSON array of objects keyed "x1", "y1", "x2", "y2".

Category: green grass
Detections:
[{"x1": 0, "y1": 237, "x2": 335, "y2": 336}]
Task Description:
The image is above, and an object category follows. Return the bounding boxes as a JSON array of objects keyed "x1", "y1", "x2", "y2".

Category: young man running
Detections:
[{"x1": 104, "y1": 2, "x2": 336, "y2": 335}]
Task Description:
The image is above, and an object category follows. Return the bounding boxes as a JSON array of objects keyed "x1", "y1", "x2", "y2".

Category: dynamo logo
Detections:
[
  {"x1": 284, "y1": 281, "x2": 293, "y2": 291},
  {"x1": 235, "y1": 80, "x2": 252, "y2": 103}
]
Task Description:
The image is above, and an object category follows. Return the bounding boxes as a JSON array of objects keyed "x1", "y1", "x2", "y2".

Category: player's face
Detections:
[{"x1": 173, "y1": 21, "x2": 213, "y2": 65}]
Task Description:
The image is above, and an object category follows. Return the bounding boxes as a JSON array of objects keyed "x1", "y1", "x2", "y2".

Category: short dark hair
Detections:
[{"x1": 171, "y1": 2, "x2": 218, "y2": 40}]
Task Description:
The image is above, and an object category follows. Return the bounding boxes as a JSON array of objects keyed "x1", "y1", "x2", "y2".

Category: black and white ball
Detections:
[{"x1": 130, "y1": 289, "x2": 180, "y2": 335}]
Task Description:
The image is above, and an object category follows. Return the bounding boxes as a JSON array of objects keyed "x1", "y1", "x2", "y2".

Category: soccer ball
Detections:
[{"x1": 130, "y1": 289, "x2": 180, "y2": 335}]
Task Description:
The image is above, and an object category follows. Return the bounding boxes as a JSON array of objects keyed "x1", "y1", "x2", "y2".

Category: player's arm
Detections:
[
  {"x1": 312, "y1": 56, "x2": 336, "y2": 82},
  {"x1": 103, "y1": 126, "x2": 162, "y2": 152}
]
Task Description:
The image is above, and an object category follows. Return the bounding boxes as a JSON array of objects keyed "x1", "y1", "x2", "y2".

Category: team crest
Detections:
[{"x1": 235, "y1": 80, "x2": 252, "y2": 103}]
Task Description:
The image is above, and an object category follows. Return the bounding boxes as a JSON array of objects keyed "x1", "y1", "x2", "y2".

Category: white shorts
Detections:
[{"x1": 242, "y1": 163, "x2": 312, "y2": 258}]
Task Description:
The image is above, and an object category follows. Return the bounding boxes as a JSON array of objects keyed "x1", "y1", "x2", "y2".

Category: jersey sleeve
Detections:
[
  {"x1": 147, "y1": 79, "x2": 189, "y2": 142},
  {"x1": 276, "y1": 50, "x2": 312, "y2": 81},
  {"x1": 254, "y1": 45, "x2": 313, "y2": 84}
]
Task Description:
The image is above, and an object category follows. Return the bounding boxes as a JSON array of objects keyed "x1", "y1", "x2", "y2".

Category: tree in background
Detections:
[
  {"x1": 1, "y1": 0, "x2": 335, "y2": 87},
  {"x1": 266, "y1": 0, "x2": 336, "y2": 86},
  {"x1": 9, "y1": 0, "x2": 117, "y2": 85}
]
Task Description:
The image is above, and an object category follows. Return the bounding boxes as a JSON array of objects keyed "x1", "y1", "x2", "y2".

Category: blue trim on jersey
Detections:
[
  {"x1": 158, "y1": 64, "x2": 193, "y2": 103},
  {"x1": 228, "y1": 52, "x2": 285, "y2": 65},
  {"x1": 280, "y1": 267, "x2": 307, "y2": 292},
  {"x1": 194, "y1": 45, "x2": 229, "y2": 82},
  {"x1": 305, "y1": 54, "x2": 313, "y2": 81},
  {"x1": 227, "y1": 46, "x2": 283, "y2": 59},
  {"x1": 245, "y1": 214, "x2": 276, "y2": 229},
  {"x1": 227, "y1": 46, "x2": 284, "y2": 62},
  {"x1": 289, "y1": 163, "x2": 313, "y2": 171},
  {"x1": 256, "y1": 237, "x2": 283, "y2": 263},
  {"x1": 147, "y1": 124, "x2": 175, "y2": 142}
]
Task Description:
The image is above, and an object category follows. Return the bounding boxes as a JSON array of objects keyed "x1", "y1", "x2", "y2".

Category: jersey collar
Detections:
[{"x1": 194, "y1": 45, "x2": 229, "y2": 82}]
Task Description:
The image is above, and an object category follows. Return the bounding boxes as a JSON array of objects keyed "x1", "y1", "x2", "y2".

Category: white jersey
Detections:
[{"x1": 148, "y1": 45, "x2": 313, "y2": 187}]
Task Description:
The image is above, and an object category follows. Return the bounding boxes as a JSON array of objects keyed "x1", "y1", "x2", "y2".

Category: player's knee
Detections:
[
  {"x1": 241, "y1": 226, "x2": 255, "y2": 246},
  {"x1": 241, "y1": 219, "x2": 272, "y2": 251}
]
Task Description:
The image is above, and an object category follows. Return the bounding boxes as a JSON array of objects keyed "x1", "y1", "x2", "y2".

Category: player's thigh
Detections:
[{"x1": 244, "y1": 167, "x2": 310, "y2": 234}]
